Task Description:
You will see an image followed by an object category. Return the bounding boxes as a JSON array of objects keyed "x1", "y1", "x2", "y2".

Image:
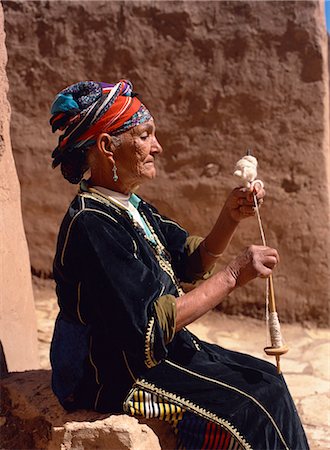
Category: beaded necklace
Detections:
[{"x1": 138, "y1": 212, "x2": 184, "y2": 297}]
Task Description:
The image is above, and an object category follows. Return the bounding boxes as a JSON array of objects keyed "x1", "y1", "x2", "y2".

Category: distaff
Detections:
[{"x1": 234, "y1": 153, "x2": 289, "y2": 374}]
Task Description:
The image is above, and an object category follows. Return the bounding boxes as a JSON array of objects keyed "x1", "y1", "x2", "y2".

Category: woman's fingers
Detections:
[
  {"x1": 251, "y1": 180, "x2": 266, "y2": 204},
  {"x1": 254, "y1": 190, "x2": 265, "y2": 206},
  {"x1": 270, "y1": 247, "x2": 280, "y2": 262},
  {"x1": 254, "y1": 248, "x2": 279, "y2": 276},
  {"x1": 255, "y1": 256, "x2": 278, "y2": 278},
  {"x1": 257, "y1": 267, "x2": 273, "y2": 278},
  {"x1": 238, "y1": 205, "x2": 256, "y2": 215},
  {"x1": 226, "y1": 184, "x2": 265, "y2": 222},
  {"x1": 258, "y1": 246, "x2": 280, "y2": 263},
  {"x1": 232, "y1": 187, "x2": 251, "y2": 198},
  {"x1": 235, "y1": 186, "x2": 265, "y2": 205},
  {"x1": 251, "y1": 179, "x2": 264, "y2": 192},
  {"x1": 232, "y1": 181, "x2": 265, "y2": 198},
  {"x1": 228, "y1": 245, "x2": 279, "y2": 287}
]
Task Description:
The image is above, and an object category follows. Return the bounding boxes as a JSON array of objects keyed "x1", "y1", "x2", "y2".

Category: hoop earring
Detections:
[{"x1": 112, "y1": 163, "x2": 118, "y2": 182}]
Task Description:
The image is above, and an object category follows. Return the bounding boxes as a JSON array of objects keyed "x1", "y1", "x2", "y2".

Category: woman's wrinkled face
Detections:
[{"x1": 113, "y1": 118, "x2": 163, "y2": 187}]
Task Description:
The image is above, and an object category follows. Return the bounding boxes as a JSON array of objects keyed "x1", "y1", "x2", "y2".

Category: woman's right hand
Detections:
[{"x1": 226, "y1": 245, "x2": 279, "y2": 287}]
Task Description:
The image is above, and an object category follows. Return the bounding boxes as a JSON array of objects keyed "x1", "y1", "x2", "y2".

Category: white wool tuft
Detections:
[{"x1": 233, "y1": 155, "x2": 258, "y2": 187}]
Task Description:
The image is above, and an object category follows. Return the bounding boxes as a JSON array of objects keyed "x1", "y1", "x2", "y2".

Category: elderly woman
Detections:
[{"x1": 50, "y1": 80, "x2": 308, "y2": 450}]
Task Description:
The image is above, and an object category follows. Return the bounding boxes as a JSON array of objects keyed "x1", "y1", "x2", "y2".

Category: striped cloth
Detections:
[
  {"x1": 127, "y1": 388, "x2": 184, "y2": 428},
  {"x1": 127, "y1": 388, "x2": 244, "y2": 450},
  {"x1": 176, "y1": 413, "x2": 244, "y2": 450}
]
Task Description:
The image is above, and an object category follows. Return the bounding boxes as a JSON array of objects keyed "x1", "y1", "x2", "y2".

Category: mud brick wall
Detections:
[
  {"x1": 2, "y1": 1, "x2": 329, "y2": 323},
  {"x1": 0, "y1": 2, "x2": 39, "y2": 372}
]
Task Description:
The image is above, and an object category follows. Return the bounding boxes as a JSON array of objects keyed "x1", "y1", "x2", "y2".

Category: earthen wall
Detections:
[
  {"x1": 2, "y1": 0, "x2": 330, "y2": 323},
  {"x1": 0, "y1": 2, "x2": 39, "y2": 372}
]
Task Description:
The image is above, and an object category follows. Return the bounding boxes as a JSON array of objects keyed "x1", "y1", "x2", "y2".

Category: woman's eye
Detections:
[{"x1": 140, "y1": 132, "x2": 149, "y2": 140}]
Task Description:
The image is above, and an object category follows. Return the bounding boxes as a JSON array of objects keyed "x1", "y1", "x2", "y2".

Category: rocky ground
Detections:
[{"x1": 33, "y1": 277, "x2": 330, "y2": 449}]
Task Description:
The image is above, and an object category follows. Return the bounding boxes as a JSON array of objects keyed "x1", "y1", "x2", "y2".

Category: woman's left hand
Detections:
[{"x1": 225, "y1": 181, "x2": 265, "y2": 223}]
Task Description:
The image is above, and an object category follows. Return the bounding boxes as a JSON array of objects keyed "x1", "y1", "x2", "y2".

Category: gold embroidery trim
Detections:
[
  {"x1": 151, "y1": 212, "x2": 187, "y2": 233},
  {"x1": 89, "y1": 336, "x2": 100, "y2": 385},
  {"x1": 79, "y1": 191, "x2": 114, "y2": 208},
  {"x1": 76, "y1": 281, "x2": 86, "y2": 325},
  {"x1": 132, "y1": 238, "x2": 138, "y2": 258},
  {"x1": 125, "y1": 379, "x2": 252, "y2": 450},
  {"x1": 84, "y1": 187, "x2": 127, "y2": 211},
  {"x1": 123, "y1": 350, "x2": 137, "y2": 382},
  {"x1": 140, "y1": 213, "x2": 184, "y2": 297},
  {"x1": 94, "y1": 384, "x2": 104, "y2": 410},
  {"x1": 61, "y1": 208, "x2": 118, "y2": 266},
  {"x1": 144, "y1": 317, "x2": 158, "y2": 368},
  {"x1": 61, "y1": 209, "x2": 85, "y2": 266},
  {"x1": 164, "y1": 359, "x2": 290, "y2": 450}
]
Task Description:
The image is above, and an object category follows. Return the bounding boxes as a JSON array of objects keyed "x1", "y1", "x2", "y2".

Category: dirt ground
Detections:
[{"x1": 33, "y1": 277, "x2": 330, "y2": 450}]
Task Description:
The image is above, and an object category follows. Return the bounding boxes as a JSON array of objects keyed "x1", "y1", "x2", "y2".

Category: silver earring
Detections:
[{"x1": 112, "y1": 163, "x2": 118, "y2": 182}]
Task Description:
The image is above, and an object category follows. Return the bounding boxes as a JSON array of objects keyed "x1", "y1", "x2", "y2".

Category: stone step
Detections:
[{"x1": 0, "y1": 370, "x2": 176, "y2": 450}]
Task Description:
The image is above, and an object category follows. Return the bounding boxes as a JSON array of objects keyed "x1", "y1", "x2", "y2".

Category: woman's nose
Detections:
[{"x1": 151, "y1": 136, "x2": 163, "y2": 154}]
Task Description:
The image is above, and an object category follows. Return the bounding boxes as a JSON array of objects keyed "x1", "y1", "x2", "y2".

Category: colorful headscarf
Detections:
[{"x1": 50, "y1": 80, "x2": 152, "y2": 168}]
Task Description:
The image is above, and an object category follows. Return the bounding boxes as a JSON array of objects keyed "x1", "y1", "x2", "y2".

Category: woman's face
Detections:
[{"x1": 113, "y1": 118, "x2": 163, "y2": 188}]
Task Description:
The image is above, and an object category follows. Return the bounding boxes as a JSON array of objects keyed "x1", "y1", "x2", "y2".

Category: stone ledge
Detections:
[{"x1": 0, "y1": 370, "x2": 176, "y2": 449}]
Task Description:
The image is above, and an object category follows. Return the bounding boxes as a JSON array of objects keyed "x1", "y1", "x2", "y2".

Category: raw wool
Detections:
[{"x1": 233, "y1": 155, "x2": 258, "y2": 188}]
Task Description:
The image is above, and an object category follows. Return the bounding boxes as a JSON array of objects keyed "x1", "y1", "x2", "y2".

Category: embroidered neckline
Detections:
[
  {"x1": 79, "y1": 183, "x2": 183, "y2": 296},
  {"x1": 80, "y1": 183, "x2": 154, "y2": 240}
]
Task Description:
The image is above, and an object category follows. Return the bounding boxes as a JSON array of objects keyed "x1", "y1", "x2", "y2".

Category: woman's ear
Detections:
[{"x1": 96, "y1": 133, "x2": 114, "y2": 157}]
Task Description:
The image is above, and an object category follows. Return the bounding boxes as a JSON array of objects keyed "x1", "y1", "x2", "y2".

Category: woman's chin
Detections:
[{"x1": 142, "y1": 166, "x2": 157, "y2": 180}]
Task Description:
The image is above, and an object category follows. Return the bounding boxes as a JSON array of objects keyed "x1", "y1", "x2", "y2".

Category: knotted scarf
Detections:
[{"x1": 50, "y1": 80, "x2": 152, "y2": 169}]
